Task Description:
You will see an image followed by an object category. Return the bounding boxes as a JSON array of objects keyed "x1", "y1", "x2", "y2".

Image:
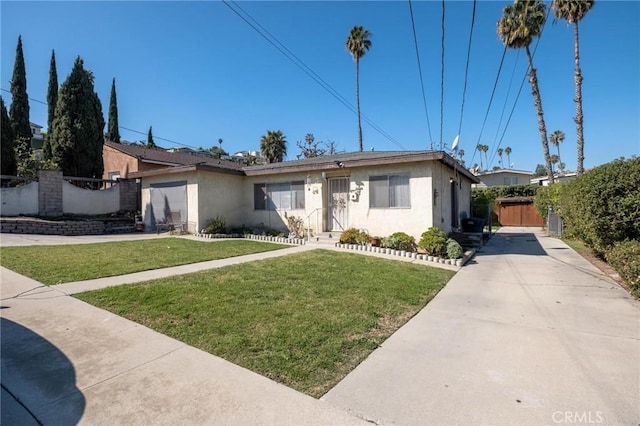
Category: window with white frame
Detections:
[
  {"x1": 254, "y1": 181, "x2": 305, "y2": 210},
  {"x1": 369, "y1": 174, "x2": 410, "y2": 208}
]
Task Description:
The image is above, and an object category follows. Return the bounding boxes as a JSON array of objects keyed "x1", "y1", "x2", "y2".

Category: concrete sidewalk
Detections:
[{"x1": 323, "y1": 227, "x2": 640, "y2": 425}]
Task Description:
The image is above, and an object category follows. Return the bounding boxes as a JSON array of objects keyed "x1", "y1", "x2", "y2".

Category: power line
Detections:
[
  {"x1": 0, "y1": 88, "x2": 200, "y2": 150},
  {"x1": 407, "y1": 0, "x2": 433, "y2": 147},
  {"x1": 222, "y1": 0, "x2": 406, "y2": 150},
  {"x1": 455, "y1": 0, "x2": 477, "y2": 145},
  {"x1": 439, "y1": 0, "x2": 445, "y2": 149}
]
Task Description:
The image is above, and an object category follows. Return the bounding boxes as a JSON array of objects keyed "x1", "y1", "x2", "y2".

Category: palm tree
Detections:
[
  {"x1": 457, "y1": 149, "x2": 465, "y2": 166},
  {"x1": 551, "y1": 0, "x2": 593, "y2": 176},
  {"x1": 260, "y1": 130, "x2": 287, "y2": 163},
  {"x1": 497, "y1": 148, "x2": 504, "y2": 168},
  {"x1": 505, "y1": 146, "x2": 512, "y2": 168},
  {"x1": 498, "y1": 0, "x2": 554, "y2": 183},
  {"x1": 346, "y1": 25, "x2": 372, "y2": 152},
  {"x1": 550, "y1": 154, "x2": 560, "y2": 175},
  {"x1": 476, "y1": 144, "x2": 484, "y2": 170},
  {"x1": 549, "y1": 129, "x2": 565, "y2": 172}
]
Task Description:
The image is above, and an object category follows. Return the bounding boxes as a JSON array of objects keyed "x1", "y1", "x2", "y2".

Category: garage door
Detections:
[{"x1": 150, "y1": 181, "x2": 187, "y2": 229}]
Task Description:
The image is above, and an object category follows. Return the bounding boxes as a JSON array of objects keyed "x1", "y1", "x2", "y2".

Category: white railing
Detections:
[{"x1": 305, "y1": 208, "x2": 325, "y2": 241}]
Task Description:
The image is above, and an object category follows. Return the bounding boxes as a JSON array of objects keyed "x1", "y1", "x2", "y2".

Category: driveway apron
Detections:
[{"x1": 323, "y1": 227, "x2": 639, "y2": 425}]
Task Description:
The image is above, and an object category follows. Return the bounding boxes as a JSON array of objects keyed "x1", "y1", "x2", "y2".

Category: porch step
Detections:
[{"x1": 305, "y1": 232, "x2": 341, "y2": 247}]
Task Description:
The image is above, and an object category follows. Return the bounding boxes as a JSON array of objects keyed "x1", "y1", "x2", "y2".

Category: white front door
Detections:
[{"x1": 327, "y1": 177, "x2": 349, "y2": 231}]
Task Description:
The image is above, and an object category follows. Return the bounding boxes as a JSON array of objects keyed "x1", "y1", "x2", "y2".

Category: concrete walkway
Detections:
[{"x1": 1, "y1": 228, "x2": 639, "y2": 424}]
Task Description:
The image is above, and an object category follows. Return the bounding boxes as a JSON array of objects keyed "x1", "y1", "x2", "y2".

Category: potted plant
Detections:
[{"x1": 370, "y1": 236, "x2": 381, "y2": 247}]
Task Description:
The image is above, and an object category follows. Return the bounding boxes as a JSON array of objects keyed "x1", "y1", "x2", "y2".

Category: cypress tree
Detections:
[
  {"x1": 44, "y1": 49, "x2": 58, "y2": 160},
  {"x1": 9, "y1": 35, "x2": 32, "y2": 161},
  {"x1": 1, "y1": 97, "x2": 17, "y2": 176},
  {"x1": 107, "y1": 78, "x2": 120, "y2": 143},
  {"x1": 147, "y1": 126, "x2": 156, "y2": 148},
  {"x1": 50, "y1": 57, "x2": 105, "y2": 178}
]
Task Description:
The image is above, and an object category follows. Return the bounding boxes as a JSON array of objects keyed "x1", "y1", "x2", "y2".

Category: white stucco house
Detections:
[{"x1": 129, "y1": 151, "x2": 479, "y2": 240}]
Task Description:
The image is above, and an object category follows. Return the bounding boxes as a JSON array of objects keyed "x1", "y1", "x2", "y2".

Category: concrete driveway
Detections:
[{"x1": 323, "y1": 227, "x2": 640, "y2": 425}]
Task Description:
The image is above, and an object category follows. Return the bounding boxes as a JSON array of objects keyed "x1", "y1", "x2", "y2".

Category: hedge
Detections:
[{"x1": 558, "y1": 157, "x2": 640, "y2": 257}]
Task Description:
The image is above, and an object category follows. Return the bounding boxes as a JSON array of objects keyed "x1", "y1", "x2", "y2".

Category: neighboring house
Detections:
[
  {"x1": 530, "y1": 171, "x2": 578, "y2": 186},
  {"x1": 30, "y1": 122, "x2": 44, "y2": 152},
  {"x1": 102, "y1": 141, "x2": 242, "y2": 180},
  {"x1": 473, "y1": 169, "x2": 533, "y2": 188},
  {"x1": 129, "y1": 151, "x2": 479, "y2": 239}
]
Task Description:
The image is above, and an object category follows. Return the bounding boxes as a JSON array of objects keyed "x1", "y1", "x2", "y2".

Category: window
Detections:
[
  {"x1": 108, "y1": 171, "x2": 121, "y2": 181},
  {"x1": 369, "y1": 174, "x2": 410, "y2": 208},
  {"x1": 254, "y1": 181, "x2": 305, "y2": 210},
  {"x1": 504, "y1": 176, "x2": 518, "y2": 185}
]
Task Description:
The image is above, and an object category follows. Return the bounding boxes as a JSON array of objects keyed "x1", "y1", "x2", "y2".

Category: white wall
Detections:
[
  {"x1": 0, "y1": 182, "x2": 39, "y2": 216},
  {"x1": 196, "y1": 171, "x2": 245, "y2": 232},
  {"x1": 63, "y1": 181, "x2": 120, "y2": 215},
  {"x1": 140, "y1": 172, "x2": 198, "y2": 232}
]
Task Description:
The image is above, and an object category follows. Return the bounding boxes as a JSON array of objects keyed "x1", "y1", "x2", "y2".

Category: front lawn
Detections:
[
  {"x1": 0, "y1": 238, "x2": 289, "y2": 285},
  {"x1": 76, "y1": 249, "x2": 454, "y2": 397}
]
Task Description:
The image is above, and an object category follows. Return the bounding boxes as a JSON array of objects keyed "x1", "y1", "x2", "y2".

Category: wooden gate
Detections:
[{"x1": 496, "y1": 197, "x2": 544, "y2": 227}]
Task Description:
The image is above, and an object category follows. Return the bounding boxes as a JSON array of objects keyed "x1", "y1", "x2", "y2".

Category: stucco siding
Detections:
[
  {"x1": 196, "y1": 171, "x2": 245, "y2": 232},
  {"x1": 103, "y1": 145, "x2": 139, "y2": 179}
]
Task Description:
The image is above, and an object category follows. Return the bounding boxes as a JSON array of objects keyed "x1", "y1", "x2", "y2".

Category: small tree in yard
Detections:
[
  {"x1": 44, "y1": 49, "x2": 58, "y2": 160},
  {"x1": 107, "y1": 78, "x2": 121, "y2": 143}
]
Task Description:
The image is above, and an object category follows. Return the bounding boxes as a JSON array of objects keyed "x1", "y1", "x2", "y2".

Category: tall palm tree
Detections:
[
  {"x1": 346, "y1": 25, "x2": 372, "y2": 152},
  {"x1": 548, "y1": 129, "x2": 565, "y2": 171},
  {"x1": 497, "y1": 148, "x2": 504, "y2": 168},
  {"x1": 260, "y1": 130, "x2": 287, "y2": 164},
  {"x1": 457, "y1": 149, "x2": 465, "y2": 166},
  {"x1": 551, "y1": 0, "x2": 594, "y2": 176},
  {"x1": 476, "y1": 143, "x2": 484, "y2": 170},
  {"x1": 550, "y1": 154, "x2": 560, "y2": 175},
  {"x1": 482, "y1": 144, "x2": 490, "y2": 171},
  {"x1": 498, "y1": 0, "x2": 554, "y2": 183},
  {"x1": 505, "y1": 146, "x2": 512, "y2": 168}
]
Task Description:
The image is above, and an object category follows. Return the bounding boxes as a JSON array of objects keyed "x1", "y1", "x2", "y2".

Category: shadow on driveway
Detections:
[
  {"x1": 1, "y1": 317, "x2": 85, "y2": 425},
  {"x1": 475, "y1": 232, "x2": 547, "y2": 256}
]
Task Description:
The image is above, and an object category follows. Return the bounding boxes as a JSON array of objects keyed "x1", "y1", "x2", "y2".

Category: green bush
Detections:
[
  {"x1": 205, "y1": 216, "x2": 227, "y2": 234},
  {"x1": 419, "y1": 227, "x2": 447, "y2": 256},
  {"x1": 534, "y1": 184, "x2": 562, "y2": 221},
  {"x1": 558, "y1": 157, "x2": 640, "y2": 257},
  {"x1": 340, "y1": 228, "x2": 360, "y2": 244},
  {"x1": 286, "y1": 215, "x2": 305, "y2": 238},
  {"x1": 356, "y1": 230, "x2": 371, "y2": 245},
  {"x1": 605, "y1": 240, "x2": 640, "y2": 295},
  {"x1": 381, "y1": 232, "x2": 416, "y2": 252},
  {"x1": 446, "y1": 239, "x2": 463, "y2": 259}
]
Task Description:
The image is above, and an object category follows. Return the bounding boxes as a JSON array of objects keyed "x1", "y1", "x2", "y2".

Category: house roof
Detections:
[
  {"x1": 243, "y1": 150, "x2": 480, "y2": 183},
  {"x1": 126, "y1": 149, "x2": 480, "y2": 183},
  {"x1": 476, "y1": 168, "x2": 533, "y2": 176},
  {"x1": 105, "y1": 141, "x2": 243, "y2": 172}
]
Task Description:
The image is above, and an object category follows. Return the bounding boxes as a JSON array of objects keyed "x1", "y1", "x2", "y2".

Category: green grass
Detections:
[
  {"x1": 76, "y1": 249, "x2": 454, "y2": 397},
  {"x1": 0, "y1": 238, "x2": 289, "y2": 285},
  {"x1": 562, "y1": 236, "x2": 593, "y2": 257}
]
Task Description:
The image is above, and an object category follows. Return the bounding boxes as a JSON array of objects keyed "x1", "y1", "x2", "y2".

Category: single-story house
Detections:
[
  {"x1": 530, "y1": 171, "x2": 578, "y2": 186},
  {"x1": 102, "y1": 141, "x2": 243, "y2": 180},
  {"x1": 129, "y1": 151, "x2": 479, "y2": 240},
  {"x1": 473, "y1": 168, "x2": 533, "y2": 188}
]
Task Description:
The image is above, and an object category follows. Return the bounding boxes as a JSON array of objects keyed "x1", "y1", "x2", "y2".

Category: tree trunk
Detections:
[
  {"x1": 574, "y1": 21, "x2": 585, "y2": 176},
  {"x1": 356, "y1": 58, "x2": 363, "y2": 152},
  {"x1": 526, "y1": 46, "x2": 554, "y2": 184}
]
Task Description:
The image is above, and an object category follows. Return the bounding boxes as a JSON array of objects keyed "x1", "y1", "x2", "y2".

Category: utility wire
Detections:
[
  {"x1": 439, "y1": 0, "x2": 445, "y2": 149},
  {"x1": 222, "y1": 0, "x2": 406, "y2": 150},
  {"x1": 407, "y1": 0, "x2": 433, "y2": 147},
  {"x1": 1, "y1": 88, "x2": 201, "y2": 150},
  {"x1": 456, "y1": 0, "x2": 477, "y2": 146}
]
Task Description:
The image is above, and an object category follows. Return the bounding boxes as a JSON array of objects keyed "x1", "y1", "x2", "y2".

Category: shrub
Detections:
[
  {"x1": 339, "y1": 228, "x2": 360, "y2": 244},
  {"x1": 534, "y1": 183, "x2": 562, "y2": 221},
  {"x1": 205, "y1": 216, "x2": 227, "y2": 234},
  {"x1": 446, "y1": 239, "x2": 463, "y2": 259},
  {"x1": 605, "y1": 240, "x2": 640, "y2": 295},
  {"x1": 558, "y1": 157, "x2": 640, "y2": 257},
  {"x1": 419, "y1": 227, "x2": 447, "y2": 256},
  {"x1": 286, "y1": 215, "x2": 305, "y2": 238},
  {"x1": 381, "y1": 232, "x2": 416, "y2": 252},
  {"x1": 356, "y1": 230, "x2": 370, "y2": 245}
]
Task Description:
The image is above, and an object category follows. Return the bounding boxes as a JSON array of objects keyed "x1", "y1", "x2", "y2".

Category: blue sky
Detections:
[{"x1": 1, "y1": 1, "x2": 638, "y2": 172}]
